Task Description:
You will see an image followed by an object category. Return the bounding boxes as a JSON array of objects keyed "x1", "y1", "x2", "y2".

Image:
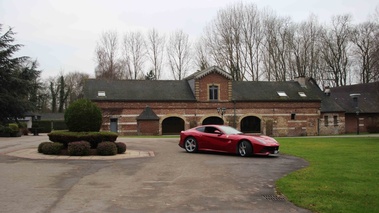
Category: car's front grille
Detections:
[{"x1": 260, "y1": 146, "x2": 279, "y2": 153}]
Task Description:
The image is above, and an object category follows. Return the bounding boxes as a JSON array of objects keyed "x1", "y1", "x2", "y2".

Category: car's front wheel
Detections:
[
  {"x1": 238, "y1": 140, "x2": 253, "y2": 157},
  {"x1": 184, "y1": 137, "x2": 198, "y2": 153}
]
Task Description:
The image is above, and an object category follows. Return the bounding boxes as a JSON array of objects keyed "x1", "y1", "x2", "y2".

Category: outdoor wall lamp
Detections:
[{"x1": 217, "y1": 107, "x2": 226, "y2": 119}]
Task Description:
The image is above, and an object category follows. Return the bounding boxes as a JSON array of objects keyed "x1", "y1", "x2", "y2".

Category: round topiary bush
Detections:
[
  {"x1": 41, "y1": 142, "x2": 64, "y2": 155},
  {"x1": 116, "y1": 142, "x2": 127, "y2": 154},
  {"x1": 64, "y1": 99, "x2": 102, "y2": 132},
  {"x1": 97, "y1": 142, "x2": 117, "y2": 156},
  {"x1": 68, "y1": 141, "x2": 91, "y2": 156},
  {"x1": 38, "y1": 142, "x2": 52, "y2": 153}
]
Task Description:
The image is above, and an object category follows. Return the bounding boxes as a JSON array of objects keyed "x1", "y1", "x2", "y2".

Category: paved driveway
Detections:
[{"x1": 0, "y1": 135, "x2": 311, "y2": 213}]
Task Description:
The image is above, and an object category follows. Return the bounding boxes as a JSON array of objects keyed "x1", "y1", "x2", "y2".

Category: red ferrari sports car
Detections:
[{"x1": 179, "y1": 125, "x2": 279, "y2": 157}]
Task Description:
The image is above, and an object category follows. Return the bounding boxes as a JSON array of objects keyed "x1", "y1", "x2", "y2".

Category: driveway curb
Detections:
[{"x1": 4, "y1": 148, "x2": 154, "y2": 160}]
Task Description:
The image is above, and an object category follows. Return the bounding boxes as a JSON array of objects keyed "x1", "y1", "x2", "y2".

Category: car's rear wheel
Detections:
[
  {"x1": 184, "y1": 137, "x2": 198, "y2": 153},
  {"x1": 238, "y1": 140, "x2": 253, "y2": 157}
]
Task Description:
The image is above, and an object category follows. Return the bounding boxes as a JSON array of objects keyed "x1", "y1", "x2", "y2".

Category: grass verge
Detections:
[{"x1": 275, "y1": 137, "x2": 379, "y2": 213}]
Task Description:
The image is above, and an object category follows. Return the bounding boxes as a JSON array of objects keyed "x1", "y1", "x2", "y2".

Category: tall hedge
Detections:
[{"x1": 64, "y1": 99, "x2": 102, "y2": 132}]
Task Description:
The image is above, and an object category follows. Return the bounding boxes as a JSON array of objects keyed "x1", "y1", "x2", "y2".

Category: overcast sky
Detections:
[{"x1": 1, "y1": 0, "x2": 378, "y2": 79}]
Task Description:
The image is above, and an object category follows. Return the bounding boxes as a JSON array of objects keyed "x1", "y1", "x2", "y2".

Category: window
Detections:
[
  {"x1": 324, "y1": 115, "x2": 329, "y2": 126},
  {"x1": 277, "y1": 91, "x2": 288, "y2": 97},
  {"x1": 97, "y1": 91, "x2": 106, "y2": 97},
  {"x1": 196, "y1": 127, "x2": 205, "y2": 132},
  {"x1": 204, "y1": 127, "x2": 219, "y2": 134},
  {"x1": 333, "y1": 116, "x2": 338, "y2": 126},
  {"x1": 353, "y1": 97, "x2": 358, "y2": 108},
  {"x1": 298, "y1": 92, "x2": 307, "y2": 97},
  {"x1": 291, "y1": 113, "x2": 296, "y2": 120},
  {"x1": 209, "y1": 85, "x2": 219, "y2": 101}
]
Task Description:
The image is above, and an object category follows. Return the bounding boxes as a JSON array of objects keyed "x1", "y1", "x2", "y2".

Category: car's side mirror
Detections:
[{"x1": 214, "y1": 130, "x2": 223, "y2": 135}]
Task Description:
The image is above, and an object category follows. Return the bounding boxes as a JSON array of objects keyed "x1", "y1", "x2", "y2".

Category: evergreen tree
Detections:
[
  {"x1": 0, "y1": 24, "x2": 41, "y2": 123},
  {"x1": 58, "y1": 75, "x2": 70, "y2": 112}
]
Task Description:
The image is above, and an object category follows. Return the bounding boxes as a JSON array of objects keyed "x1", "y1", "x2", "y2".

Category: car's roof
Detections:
[{"x1": 193, "y1": 124, "x2": 226, "y2": 128}]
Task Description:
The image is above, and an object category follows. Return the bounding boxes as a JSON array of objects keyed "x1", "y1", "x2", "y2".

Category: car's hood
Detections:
[{"x1": 246, "y1": 135, "x2": 279, "y2": 146}]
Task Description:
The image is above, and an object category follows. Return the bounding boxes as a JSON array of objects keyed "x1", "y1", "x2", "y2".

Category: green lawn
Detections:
[{"x1": 276, "y1": 137, "x2": 379, "y2": 213}]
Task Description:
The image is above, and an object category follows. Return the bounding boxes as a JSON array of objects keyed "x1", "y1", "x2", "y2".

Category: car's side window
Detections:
[
  {"x1": 204, "y1": 127, "x2": 218, "y2": 134},
  {"x1": 196, "y1": 127, "x2": 205, "y2": 132}
]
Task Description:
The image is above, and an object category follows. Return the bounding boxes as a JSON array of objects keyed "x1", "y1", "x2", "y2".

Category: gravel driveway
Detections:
[{"x1": 0, "y1": 135, "x2": 311, "y2": 213}]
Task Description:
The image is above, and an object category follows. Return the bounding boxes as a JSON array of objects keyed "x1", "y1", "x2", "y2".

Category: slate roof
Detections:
[
  {"x1": 136, "y1": 106, "x2": 159, "y2": 120},
  {"x1": 232, "y1": 79, "x2": 322, "y2": 102},
  {"x1": 84, "y1": 67, "x2": 351, "y2": 111},
  {"x1": 319, "y1": 95, "x2": 346, "y2": 112},
  {"x1": 84, "y1": 79, "x2": 196, "y2": 101},
  {"x1": 85, "y1": 77, "x2": 325, "y2": 103},
  {"x1": 40, "y1": 113, "x2": 64, "y2": 120},
  {"x1": 328, "y1": 82, "x2": 379, "y2": 113}
]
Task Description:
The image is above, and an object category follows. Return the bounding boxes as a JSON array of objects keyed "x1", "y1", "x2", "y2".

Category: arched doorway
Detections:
[
  {"x1": 162, "y1": 117, "x2": 185, "y2": 135},
  {"x1": 241, "y1": 116, "x2": 261, "y2": 133},
  {"x1": 202, "y1": 116, "x2": 224, "y2": 125}
]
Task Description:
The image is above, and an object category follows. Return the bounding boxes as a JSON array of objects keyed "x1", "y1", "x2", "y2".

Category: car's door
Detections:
[{"x1": 202, "y1": 127, "x2": 231, "y2": 151}]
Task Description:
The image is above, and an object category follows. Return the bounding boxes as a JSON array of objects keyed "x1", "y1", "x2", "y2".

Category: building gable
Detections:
[
  {"x1": 185, "y1": 66, "x2": 232, "y2": 80},
  {"x1": 136, "y1": 106, "x2": 159, "y2": 121}
]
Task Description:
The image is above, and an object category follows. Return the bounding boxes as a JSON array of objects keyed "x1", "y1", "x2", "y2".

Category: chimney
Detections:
[
  {"x1": 324, "y1": 86, "x2": 331, "y2": 96},
  {"x1": 295, "y1": 76, "x2": 306, "y2": 87}
]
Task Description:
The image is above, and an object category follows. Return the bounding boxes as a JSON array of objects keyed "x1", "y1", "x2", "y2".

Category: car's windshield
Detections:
[{"x1": 217, "y1": 126, "x2": 243, "y2": 135}]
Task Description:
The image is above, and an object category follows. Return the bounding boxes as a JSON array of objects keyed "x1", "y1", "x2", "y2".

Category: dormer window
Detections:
[
  {"x1": 277, "y1": 91, "x2": 288, "y2": 97},
  {"x1": 98, "y1": 91, "x2": 106, "y2": 97},
  {"x1": 209, "y1": 85, "x2": 219, "y2": 101}
]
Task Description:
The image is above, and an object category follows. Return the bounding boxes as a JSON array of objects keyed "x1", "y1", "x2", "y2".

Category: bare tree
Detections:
[
  {"x1": 122, "y1": 31, "x2": 146, "y2": 80},
  {"x1": 351, "y1": 21, "x2": 379, "y2": 83},
  {"x1": 240, "y1": 3, "x2": 264, "y2": 81},
  {"x1": 194, "y1": 36, "x2": 210, "y2": 71},
  {"x1": 146, "y1": 29, "x2": 165, "y2": 79},
  {"x1": 167, "y1": 30, "x2": 192, "y2": 80},
  {"x1": 37, "y1": 81, "x2": 50, "y2": 113},
  {"x1": 261, "y1": 10, "x2": 294, "y2": 81},
  {"x1": 290, "y1": 15, "x2": 323, "y2": 81},
  {"x1": 320, "y1": 15, "x2": 353, "y2": 87},
  {"x1": 65, "y1": 71, "x2": 90, "y2": 104},
  {"x1": 204, "y1": 3, "x2": 244, "y2": 80},
  {"x1": 58, "y1": 75, "x2": 69, "y2": 113},
  {"x1": 94, "y1": 31, "x2": 123, "y2": 79}
]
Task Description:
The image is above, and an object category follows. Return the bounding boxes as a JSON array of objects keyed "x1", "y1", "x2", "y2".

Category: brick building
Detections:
[
  {"x1": 324, "y1": 82, "x2": 379, "y2": 134},
  {"x1": 84, "y1": 66, "x2": 345, "y2": 136}
]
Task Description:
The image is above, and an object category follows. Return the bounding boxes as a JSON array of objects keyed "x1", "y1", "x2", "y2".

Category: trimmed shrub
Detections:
[
  {"x1": 0, "y1": 126, "x2": 12, "y2": 137},
  {"x1": 97, "y1": 142, "x2": 117, "y2": 156},
  {"x1": 41, "y1": 142, "x2": 64, "y2": 155},
  {"x1": 18, "y1": 122, "x2": 29, "y2": 135},
  {"x1": 101, "y1": 132, "x2": 118, "y2": 142},
  {"x1": 48, "y1": 131, "x2": 118, "y2": 148},
  {"x1": 17, "y1": 122, "x2": 27, "y2": 129},
  {"x1": 68, "y1": 141, "x2": 91, "y2": 156},
  {"x1": 8, "y1": 123, "x2": 21, "y2": 137},
  {"x1": 116, "y1": 142, "x2": 127, "y2": 154},
  {"x1": 64, "y1": 99, "x2": 102, "y2": 132},
  {"x1": 8, "y1": 123, "x2": 19, "y2": 132},
  {"x1": 38, "y1": 142, "x2": 52, "y2": 153}
]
